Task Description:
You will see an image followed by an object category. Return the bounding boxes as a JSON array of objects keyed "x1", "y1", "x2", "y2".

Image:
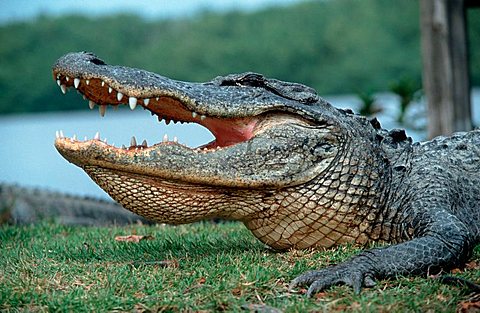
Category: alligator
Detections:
[
  {"x1": 0, "y1": 183, "x2": 149, "y2": 225},
  {"x1": 52, "y1": 52, "x2": 480, "y2": 296}
]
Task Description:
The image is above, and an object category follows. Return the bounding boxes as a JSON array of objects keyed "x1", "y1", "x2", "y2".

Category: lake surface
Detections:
[{"x1": 1, "y1": 89, "x2": 479, "y2": 199}]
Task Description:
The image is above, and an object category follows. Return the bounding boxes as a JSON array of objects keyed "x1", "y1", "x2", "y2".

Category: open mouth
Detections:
[{"x1": 53, "y1": 73, "x2": 261, "y2": 152}]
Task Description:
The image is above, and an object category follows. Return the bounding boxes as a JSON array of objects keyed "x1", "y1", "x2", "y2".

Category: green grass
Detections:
[{"x1": 1, "y1": 222, "x2": 479, "y2": 312}]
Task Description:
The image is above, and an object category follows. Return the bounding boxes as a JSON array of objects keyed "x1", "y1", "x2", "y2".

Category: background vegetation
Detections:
[{"x1": 0, "y1": 0, "x2": 478, "y2": 115}]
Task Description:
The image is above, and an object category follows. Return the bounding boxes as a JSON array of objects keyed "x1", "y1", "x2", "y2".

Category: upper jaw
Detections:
[{"x1": 52, "y1": 51, "x2": 315, "y2": 119}]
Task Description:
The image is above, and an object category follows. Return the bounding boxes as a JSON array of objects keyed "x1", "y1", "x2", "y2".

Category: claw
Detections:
[{"x1": 290, "y1": 262, "x2": 377, "y2": 296}]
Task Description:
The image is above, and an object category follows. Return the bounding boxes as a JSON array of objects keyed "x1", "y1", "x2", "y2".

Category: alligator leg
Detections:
[{"x1": 290, "y1": 208, "x2": 473, "y2": 296}]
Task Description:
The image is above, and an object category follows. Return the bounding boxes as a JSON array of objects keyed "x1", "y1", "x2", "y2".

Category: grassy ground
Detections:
[{"x1": 1, "y1": 222, "x2": 479, "y2": 312}]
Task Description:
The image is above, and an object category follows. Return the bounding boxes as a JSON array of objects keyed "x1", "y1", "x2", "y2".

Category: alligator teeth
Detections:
[
  {"x1": 86, "y1": 79, "x2": 90, "y2": 85},
  {"x1": 56, "y1": 74, "x2": 60, "y2": 79},
  {"x1": 143, "y1": 98, "x2": 150, "y2": 106},
  {"x1": 99, "y1": 105, "x2": 106, "y2": 117},
  {"x1": 60, "y1": 84, "x2": 67, "y2": 94},
  {"x1": 141, "y1": 139, "x2": 148, "y2": 147},
  {"x1": 163, "y1": 134, "x2": 169, "y2": 142},
  {"x1": 94, "y1": 132, "x2": 100, "y2": 140},
  {"x1": 129, "y1": 97, "x2": 137, "y2": 110},
  {"x1": 72, "y1": 134, "x2": 77, "y2": 141},
  {"x1": 56, "y1": 80, "x2": 61, "y2": 86},
  {"x1": 101, "y1": 81, "x2": 105, "y2": 87},
  {"x1": 121, "y1": 144, "x2": 127, "y2": 149},
  {"x1": 65, "y1": 77, "x2": 70, "y2": 82},
  {"x1": 55, "y1": 131, "x2": 60, "y2": 138},
  {"x1": 88, "y1": 100, "x2": 96, "y2": 110},
  {"x1": 83, "y1": 95, "x2": 87, "y2": 100},
  {"x1": 130, "y1": 136, "x2": 137, "y2": 147},
  {"x1": 117, "y1": 92, "x2": 123, "y2": 101},
  {"x1": 74, "y1": 78, "x2": 80, "y2": 89},
  {"x1": 192, "y1": 112, "x2": 198, "y2": 118},
  {"x1": 156, "y1": 97, "x2": 159, "y2": 101},
  {"x1": 200, "y1": 115, "x2": 206, "y2": 121},
  {"x1": 108, "y1": 87, "x2": 113, "y2": 94},
  {"x1": 173, "y1": 136, "x2": 178, "y2": 143}
]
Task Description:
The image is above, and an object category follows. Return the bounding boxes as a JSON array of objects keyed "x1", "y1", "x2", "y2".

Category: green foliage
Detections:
[
  {"x1": 0, "y1": 0, "x2": 419, "y2": 114},
  {"x1": 0, "y1": 0, "x2": 478, "y2": 115},
  {"x1": 357, "y1": 91, "x2": 381, "y2": 117},
  {"x1": 389, "y1": 77, "x2": 421, "y2": 124},
  {"x1": 1, "y1": 222, "x2": 479, "y2": 311}
]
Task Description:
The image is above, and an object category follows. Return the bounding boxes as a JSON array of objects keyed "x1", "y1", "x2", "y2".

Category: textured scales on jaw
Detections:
[{"x1": 54, "y1": 72, "x2": 257, "y2": 151}]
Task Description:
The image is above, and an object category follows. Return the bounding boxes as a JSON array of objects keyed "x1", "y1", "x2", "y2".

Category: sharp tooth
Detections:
[
  {"x1": 143, "y1": 98, "x2": 150, "y2": 106},
  {"x1": 103, "y1": 138, "x2": 107, "y2": 144},
  {"x1": 141, "y1": 140, "x2": 148, "y2": 147},
  {"x1": 173, "y1": 136, "x2": 178, "y2": 143},
  {"x1": 130, "y1": 136, "x2": 137, "y2": 147},
  {"x1": 83, "y1": 95, "x2": 87, "y2": 100},
  {"x1": 117, "y1": 92, "x2": 123, "y2": 101},
  {"x1": 165, "y1": 119, "x2": 170, "y2": 125},
  {"x1": 66, "y1": 77, "x2": 70, "y2": 82},
  {"x1": 74, "y1": 78, "x2": 80, "y2": 88},
  {"x1": 200, "y1": 115, "x2": 206, "y2": 121},
  {"x1": 60, "y1": 84, "x2": 67, "y2": 94},
  {"x1": 192, "y1": 112, "x2": 198, "y2": 118},
  {"x1": 89, "y1": 100, "x2": 96, "y2": 110},
  {"x1": 72, "y1": 134, "x2": 77, "y2": 141},
  {"x1": 55, "y1": 131, "x2": 59, "y2": 138},
  {"x1": 86, "y1": 79, "x2": 90, "y2": 85},
  {"x1": 163, "y1": 134, "x2": 168, "y2": 142},
  {"x1": 121, "y1": 145, "x2": 127, "y2": 149},
  {"x1": 56, "y1": 80, "x2": 61, "y2": 86},
  {"x1": 99, "y1": 105, "x2": 106, "y2": 117},
  {"x1": 156, "y1": 97, "x2": 159, "y2": 101},
  {"x1": 101, "y1": 81, "x2": 105, "y2": 87},
  {"x1": 84, "y1": 136, "x2": 88, "y2": 141},
  {"x1": 94, "y1": 132, "x2": 100, "y2": 140},
  {"x1": 108, "y1": 87, "x2": 113, "y2": 94},
  {"x1": 59, "y1": 130, "x2": 64, "y2": 138},
  {"x1": 129, "y1": 97, "x2": 137, "y2": 110},
  {"x1": 56, "y1": 74, "x2": 60, "y2": 79}
]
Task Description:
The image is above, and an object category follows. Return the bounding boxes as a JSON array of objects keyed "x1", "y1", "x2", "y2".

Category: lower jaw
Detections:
[{"x1": 83, "y1": 165, "x2": 253, "y2": 224}]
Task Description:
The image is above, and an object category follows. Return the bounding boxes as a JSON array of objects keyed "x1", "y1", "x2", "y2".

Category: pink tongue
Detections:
[{"x1": 202, "y1": 117, "x2": 258, "y2": 148}]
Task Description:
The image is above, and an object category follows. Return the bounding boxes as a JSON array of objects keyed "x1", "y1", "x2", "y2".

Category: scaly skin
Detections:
[{"x1": 52, "y1": 52, "x2": 480, "y2": 295}]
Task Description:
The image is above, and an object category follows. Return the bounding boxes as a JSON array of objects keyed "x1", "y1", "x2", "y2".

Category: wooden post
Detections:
[{"x1": 419, "y1": 0, "x2": 472, "y2": 139}]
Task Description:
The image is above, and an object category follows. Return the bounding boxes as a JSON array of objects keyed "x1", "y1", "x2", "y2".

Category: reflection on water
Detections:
[{"x1": 0, "y1": 89, "x2": 478, "y2": 198}]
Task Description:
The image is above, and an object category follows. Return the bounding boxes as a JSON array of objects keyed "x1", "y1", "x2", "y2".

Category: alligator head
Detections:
[{"x1": 53, "y1": 52, "x2": 389, "y2": 250}]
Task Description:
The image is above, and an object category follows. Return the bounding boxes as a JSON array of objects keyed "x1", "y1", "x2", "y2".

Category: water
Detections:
[
  {"x1": 0, "y1": 107, "x2": 213, "y2": 198},
  {"x1": 1, "y1": 89, "x2": 479, "y2": 198}
]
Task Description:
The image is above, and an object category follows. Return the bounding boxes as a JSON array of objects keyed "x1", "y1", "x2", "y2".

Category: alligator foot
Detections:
[{"x1": 289, "y1": 259, "x2": 377, "y2": 296}]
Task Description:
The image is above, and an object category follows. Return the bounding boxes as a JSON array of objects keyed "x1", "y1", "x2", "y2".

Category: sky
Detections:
[{"x1": 0, "y1": 0, "x2": 305, "y2": 24}]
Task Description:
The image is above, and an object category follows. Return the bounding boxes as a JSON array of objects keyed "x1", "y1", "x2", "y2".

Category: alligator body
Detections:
[
  {"x1": 52, "y1": 52, "x2": 480, "y2": 295},
  {"x1": 0, "y1": 183, "x2": 149, "y2": 225}
]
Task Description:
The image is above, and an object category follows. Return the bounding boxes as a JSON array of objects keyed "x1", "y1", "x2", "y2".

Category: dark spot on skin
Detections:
[
  {"x1": 393, "y1": 165, "x2": 406, "y2": 172},
  {"x1": 369, "y1": 117, "x2": 381, "y2": 130},
  {"x1": 388, "y1": 129, "x2": 407, "y2": 142}
]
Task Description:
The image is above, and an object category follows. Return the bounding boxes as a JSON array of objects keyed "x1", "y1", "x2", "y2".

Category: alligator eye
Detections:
[{"x1": 89, "y1": 58, "x2": 106, "y2": 66}]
